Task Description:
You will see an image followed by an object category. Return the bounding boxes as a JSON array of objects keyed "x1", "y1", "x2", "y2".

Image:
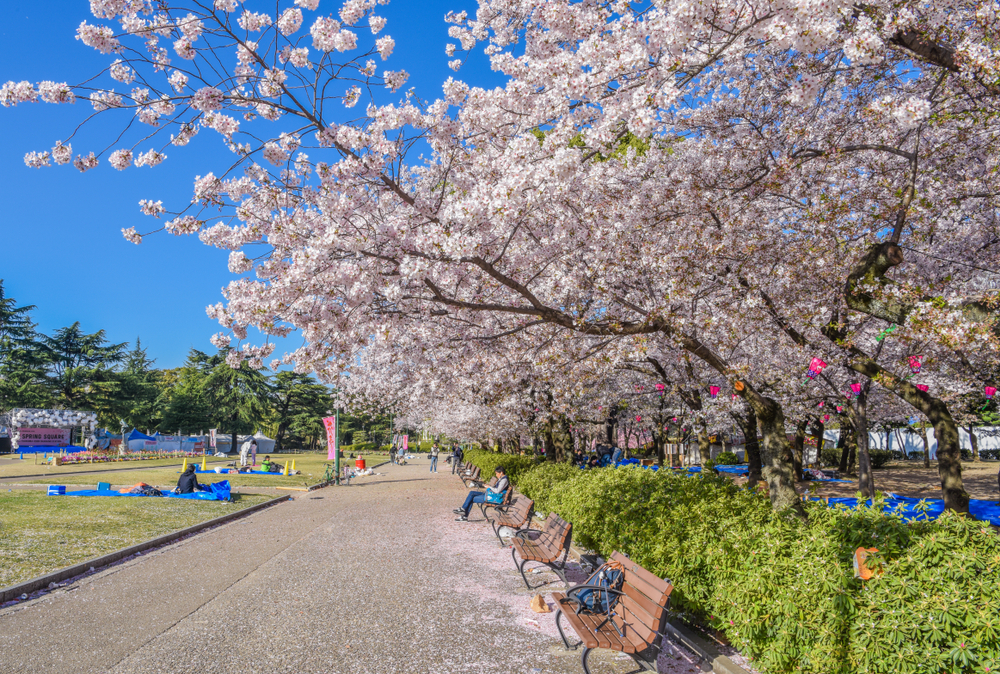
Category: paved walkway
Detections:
[{"x1": 0, "y1": 462, "x2": 662, "y2": 674}]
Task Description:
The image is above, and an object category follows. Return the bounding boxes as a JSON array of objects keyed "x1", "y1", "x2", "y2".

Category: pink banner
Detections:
[
  {"x1": 323, "y1": 416, "x2": 337, "y2": 460},
  {"x1": 19, "y1": 427, "x2": 70, "y2": 446},
  {"x1": 403, "y1": 434, "x2": 409, "y2": 451}
]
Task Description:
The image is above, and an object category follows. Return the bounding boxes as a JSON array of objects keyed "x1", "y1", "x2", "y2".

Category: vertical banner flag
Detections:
[
  {"x1": 403, "y1": 434, "x2": 409, "y2": 451},
  {"x1": 323, "y1": 416, "x2": 337, "y2": 460},
  {"x1": 209, "y1": 428, "x2": 217, "y2": 450}
]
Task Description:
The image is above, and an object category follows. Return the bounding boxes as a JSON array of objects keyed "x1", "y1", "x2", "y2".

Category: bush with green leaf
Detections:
[
  {"x1": 868, "y1": 449, "x2": 893, "y2": 469},
  {"x1": 715, "y1": 451, "x2": 739, "y2": 465},
  {"x1": 463, "y1": 448, "x2": 538, "y2": 483},
  {"x1": 516, "y1": 461, "x2": 582, "y2": 512},
  {"x1": 536, "y1": 466, "x2": 1000, "y2": 674}
]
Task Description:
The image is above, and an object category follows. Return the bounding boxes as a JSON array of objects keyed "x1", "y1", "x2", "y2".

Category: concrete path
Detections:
[{"x1": 0, "y1": 462, "x2": 641, "y2": 674}]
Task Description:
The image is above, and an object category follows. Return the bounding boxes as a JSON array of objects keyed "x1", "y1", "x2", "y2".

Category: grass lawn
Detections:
[
  {"x1": 18, "y1": 452, "x2": 396, "y2": 489},
  {"x1": 0, "y1": 490, "x2": 273, "y2": 588},
  {"x1": 0, "y1": 455, "x2": 229, "y2": 479}
]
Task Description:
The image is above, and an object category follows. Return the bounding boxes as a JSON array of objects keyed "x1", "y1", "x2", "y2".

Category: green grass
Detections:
[
  {"x1": 0, "y1": 455, "x2": 230, "y2": 479},
  {"x1": 20, "y1": 452, "x2": 395, "y2": 489},
  {"x1": 0, "y1": 490, "x2": 272, "y2": 588}
]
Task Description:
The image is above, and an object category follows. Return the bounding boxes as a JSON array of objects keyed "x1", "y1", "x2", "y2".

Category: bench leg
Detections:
[
  {"x1": 555, "y1": 609, "x2": 581, "y2": 650},
  {"x1": 581, "y1": 647, "x2": 595, "y2": 674}
]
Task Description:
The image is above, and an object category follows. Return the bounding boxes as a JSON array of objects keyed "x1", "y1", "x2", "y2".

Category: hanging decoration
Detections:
[
  {"x1": 836, "y1": 406, "x2": 844, "y2": 413},
  {"x1": 846, "y1": 382, "x2": 862, "y2": 398},
  {"x1": 822, "y1": 414, "x2": 830, "y2": 423},
  {"x1": 709, "y1": 386, "x2": 720, "y2": 399},
  {"x1": 915, "y1": 384, "x2": 929, "y2": 392},
  {"x1": 986, "y1": 386, "x2": 996, "y2": 400},
  {"x1": 908, "y1": 355, "x2": 923, "y2": 376},
  {"x1": 803, "y1": 357, "x2": 827, "y2": 385},
  {"x1": 655, "y1": 383, "x2": 665, "y2": 396}
]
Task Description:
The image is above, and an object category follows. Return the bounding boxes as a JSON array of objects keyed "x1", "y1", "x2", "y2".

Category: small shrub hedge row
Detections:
[
  {"x1": 462, "y1": 449, "x2": 538, "y2": 483},
  {"x1": 463, "y1": 452, "x2": 1000, "y2": 674}
]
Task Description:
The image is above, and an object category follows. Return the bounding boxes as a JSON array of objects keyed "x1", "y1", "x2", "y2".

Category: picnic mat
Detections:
[
  {"x1": 190, "y1": 468, "x2": 287, "y2": 476},
  {"x1": 818, "y1": 495, "x2": 1000, "y2": 527},
  {"x1": 61, "y1": 480, "x2": 232, "y2": 502}
]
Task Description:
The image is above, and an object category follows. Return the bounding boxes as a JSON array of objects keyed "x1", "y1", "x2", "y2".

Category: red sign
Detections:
[
  {"x1": 323, "y1": 416, "x2": 337, "y2": 460},
  {"x1": 18, "y1": 427, "x2": 70, "y2": 446}
]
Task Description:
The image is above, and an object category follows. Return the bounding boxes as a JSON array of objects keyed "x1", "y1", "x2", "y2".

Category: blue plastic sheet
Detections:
[
  {"x1": 817, "y1": 494, "x2": 1000, "y2": 527},
  {"x1": 61, "y1": 480, "x2": 232, "y2": 502},
  {"x1": 18, "y1": 445, "x2": 88, "y2": 455}
]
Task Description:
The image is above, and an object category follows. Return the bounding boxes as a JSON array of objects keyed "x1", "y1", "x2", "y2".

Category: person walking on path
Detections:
[
  {"x1": 429, "y1": 442, "x2": 440, "y2": 472},
  {"x1": 454, "y1": 466, "x2": 508, "y2": 521},
  {"x1": 451, "y1": 444, "x2": 464, "y2": 474}
]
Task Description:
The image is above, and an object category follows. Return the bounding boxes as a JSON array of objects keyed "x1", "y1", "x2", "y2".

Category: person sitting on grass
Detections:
[
  {"x1": 454, "y1": 466, "x2": 508, "y2": 521},
  {"x1": 261, "y1": 455, "x2": 281, "y2": 473},
  {"x1": 176, "y1": 464, "x2": 202, "y2": 494}
]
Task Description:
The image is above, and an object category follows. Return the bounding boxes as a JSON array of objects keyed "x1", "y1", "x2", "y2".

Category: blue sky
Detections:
[{"x1": 0, "y1": 0, "x2": 500, "y2": 369}]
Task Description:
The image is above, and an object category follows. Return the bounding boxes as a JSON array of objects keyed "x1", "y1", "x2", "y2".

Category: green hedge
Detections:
[
  {"x1": 463, "y1": 448, "x2": 539, "y2": 484},
  {"x1": 516, "y1": 461, "x2": 583, "y2": 513},
  {"x1": 536, "y1": 465, "x2": 1000, "y2": 674}
]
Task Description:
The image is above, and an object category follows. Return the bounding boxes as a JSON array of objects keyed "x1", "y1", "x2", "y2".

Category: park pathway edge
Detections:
[{"x1": 0, "y1": 494, "x2": 289, "y2": 604}]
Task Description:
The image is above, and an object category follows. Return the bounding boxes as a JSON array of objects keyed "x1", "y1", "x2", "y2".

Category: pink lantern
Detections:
[
  {"x1": 806, "y1": 357, "x2": 827, "y2": 380},
  {"x1": 709, "y1": 386, "x2": 720, "y2": 399},
  {"x1": 985, "y1": 386, "x2": 996, "y2": 400},
  {"x1": 655, "y1": 383, "x2": 665, "y2": 392},
  {"x1": 916, "y1": 384, "x2": 929, "y2": 392},
  {"x1": 836, "y1": 406, "x2": 843, "y2": 413},
  {"x1": 672, "y1": 417, "x2": 678, "y2": 423},
  {"x1": 636, "y1": 415, "x2": 642, "y2": 422},
  {"x1": 822, "y1": 414, "x2": 830, "y2": 423},
  {"x1": 847, "y1": 382, "x2": 862, "y2": 398},
  {"x1": 908, "y1": 355, "x2": 923, "y2": 374},
  {"x1": 817, "y1": 401, "x2": 825, "y2": 408}
]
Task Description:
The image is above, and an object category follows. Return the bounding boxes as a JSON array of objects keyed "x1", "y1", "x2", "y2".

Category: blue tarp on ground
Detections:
[
  {"x1": 60, "y1": 480, "x2": 232, "y2": 501},
  {"x1": 18, "y1": 445, "x2": 88, "y2": 455},
  {"x1": 817, "y1": 495, "x2": 1000, "y2": 527}
]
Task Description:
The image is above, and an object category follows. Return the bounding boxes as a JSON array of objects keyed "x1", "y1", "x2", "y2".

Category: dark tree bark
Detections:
[
  {"x1": 791, "y1": 419, "x2": 806, "y2": 479},
  {"x1": 735, "y1": 409, "x2": 763, "y2": 488},
  {"x1": 849, "y1": 386, "x2": 876, "y2": 499},
  {"x1": 811, "y1": 419, "x2": 825, "y2": 469},
  {"x1": 920, "y1": 422, "x2": 931, "y2": 468},
  {"x1": 839, "y1": 423, "x2": 853, "y2": 474},
  {"x1": 697, "y1": 421, "x2": 712, "y2": 465}
]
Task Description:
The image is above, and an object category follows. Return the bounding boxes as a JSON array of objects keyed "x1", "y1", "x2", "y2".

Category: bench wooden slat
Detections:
[{"x1": 552, "y1": 595, "x2": 638, "y2": 653}]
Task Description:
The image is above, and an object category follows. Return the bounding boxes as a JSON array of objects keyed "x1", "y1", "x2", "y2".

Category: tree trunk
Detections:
[
  {"x1": 970, "y1": 424, "x2": 980, "y2": 462},
  {"x1": 850, "y1": 390, "x2": 876, "y2": 499},
  {"x1": 836, "y1": 424, "x2": 848, "y2": 472},
  {"x1": 844, "y1": 358, "x2": 968, "y2": 511},
  {"x1": 920, "y1": 422, "x2": 931, "y2": 468},
  {"x1": 811, "y1": 420, "x2": 825, "y2": 470},
  {"x1": 747, "y1": 392, "x2": 804, "y2": 516},
  {"x1": 740, "y1": 409, "x2": 763, "y2": 488},
  {"x1": 791, "y1": 420, "x2": 806, "y2": 479},
  {"x1": 697, "y1": 422, "x2": 711, "y2": 465},
  {"x1": 544, "y1": 423, "x2": 556, "y2": 462}
]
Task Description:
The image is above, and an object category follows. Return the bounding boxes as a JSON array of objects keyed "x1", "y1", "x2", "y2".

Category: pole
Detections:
[{"x1": 334, "y1": 407, "x2": 341, "y2": 486}]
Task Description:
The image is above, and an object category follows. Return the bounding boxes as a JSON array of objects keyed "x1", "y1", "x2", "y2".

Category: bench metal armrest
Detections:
[{"x1": 513, "y1": 529, "x2": 542, "y2": 541}]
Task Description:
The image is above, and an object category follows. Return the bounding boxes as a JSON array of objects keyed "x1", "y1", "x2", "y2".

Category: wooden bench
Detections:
[
  {"x1": 477, "y1": 478, "x2": 513, "y2": 518},
  {"x1": 511, "y1": 513, "x2": 572, "y2": 589},
  {"x1": 552, "y1": 552, "x2": 673, "y2": 674},
  {"x1": 486, "y1": 495, "x2": 534, "y2": 543},
  {"x1": 461, "y1": 465, "x2": 481, "y2": 487}
]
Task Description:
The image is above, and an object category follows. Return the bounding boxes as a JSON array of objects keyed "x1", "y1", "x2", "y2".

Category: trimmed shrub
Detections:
[
  {"x1": 715, "y1": 451, "x2": 739, "y2": 465},
  {"x1": 820, "y1": 445, "x2": 842, "y2": 467},
  {"x1": 517, "y1": 461, "x2": 582, "y2": 513},
  {"x1": 868, "y1": 449, "x2": 892, "y2": 469},
  {"x1": 539, "y1": 466, "x2": 1000, "y2": 674},
  {"x1": 463, "y1": 448, "x2": 538, "y2": 484}
]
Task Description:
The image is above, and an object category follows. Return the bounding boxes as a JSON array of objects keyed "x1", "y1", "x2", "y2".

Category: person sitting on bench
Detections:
[
  {"x1": 454, "y1": 466, "x2": 508, "y2": 521},
  {"x1": 176, "y1": 464, "x2": 202, "y2": 494},
  {"x1": 261, "y1": 455, "x2": 281, "y2": 473}
]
